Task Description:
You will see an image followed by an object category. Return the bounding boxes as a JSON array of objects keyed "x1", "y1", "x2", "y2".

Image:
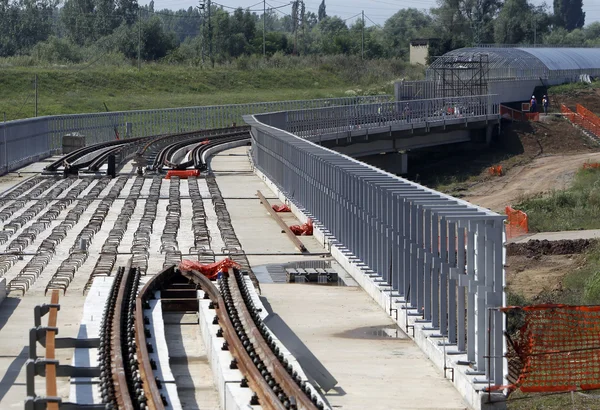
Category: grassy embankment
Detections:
[{"x1": 0, "y1": 56, "x2": 423, "y2": 120}]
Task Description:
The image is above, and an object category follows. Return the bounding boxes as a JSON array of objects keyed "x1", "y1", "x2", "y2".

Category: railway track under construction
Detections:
[
  {"x1": 21, "y1": 127, "x2": 331, "y2": 410},
  {"x1": 96, "y1": 264, "x2": 324, "y2": 410},
  {"x1": 43, "y1": 126, "x2": 250, "y2": 176}
]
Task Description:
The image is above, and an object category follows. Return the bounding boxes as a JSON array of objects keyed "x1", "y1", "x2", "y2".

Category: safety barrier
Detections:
[
  {"x1": 576, "y1": 104, "x2": 600, "y2": 129},
  {"x1": 502, "y1": 304, "x2": 600, "y2": 393},
  {"x1": 561, "y1": 104, "x2": 600, "y2": 137},
  {"x1": 244, "y1": 112, "x2": 506, "y2": 390},
  {"x1": 0, "y1": 96, "x2": 389, "y2": 176},
  {"x1": 505, "y1": 206, "x2": 528, "y2": 240},
  {"x1": 284, "y1": 94, "x2": 499, "y2": 139}
]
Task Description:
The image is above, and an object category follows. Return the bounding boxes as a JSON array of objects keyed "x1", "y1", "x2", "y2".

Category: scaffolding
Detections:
[{"x1": 427, "y1": 53, "x2": 490, "y2": 97}]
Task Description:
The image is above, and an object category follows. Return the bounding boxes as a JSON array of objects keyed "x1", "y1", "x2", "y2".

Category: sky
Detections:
[{"x1": 141, "y1": 0, "x2": 600, "y2": 28}]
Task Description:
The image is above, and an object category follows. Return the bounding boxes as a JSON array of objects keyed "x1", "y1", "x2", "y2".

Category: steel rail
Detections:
[
  {"x1": 44, "y1": 137, "x2": 144, "y2": 172},
  {"x1": 111, "y1": 266, "x2": 135, "y2": 410},
  {"x1": 226, "y1": 268, "x2": 318, "y2": 410},
  {"x1": 134, "y1": 269, "x2": 169, "y2": 410},
  {"x1": 256, "y1": 190, "x2": 307, "y2": 253},
  {"x1": 181, "y1": 268, "x2": 291, "y2": 410},
  {"x1": 191, "y1": 133, "x2": 250, "y2": 170},
  {"x1": 138, "y1": 125, "x2": 250, "y2": 156}
]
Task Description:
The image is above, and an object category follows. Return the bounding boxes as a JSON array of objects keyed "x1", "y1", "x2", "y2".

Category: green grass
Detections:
[
  {"x1": 548, "y1": 80, "x2": 600, "y2": 95},
  {"x1": 0, "y1": 58, "x2": 423, "y2": 120},
  {"x1": 514, "y1": 167, "x2": 600, "y2": 233}
]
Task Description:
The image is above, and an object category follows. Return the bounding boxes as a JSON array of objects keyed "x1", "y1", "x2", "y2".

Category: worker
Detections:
[
  {"x1": 530, "y1": 95, "x2": 537, "y2": 113},
  {"x1": 404, "y1": 103, "x2": 411, "y2": 123},
  {"x1": 542, "y1": 95, "x2": 549, "y2": 114}
]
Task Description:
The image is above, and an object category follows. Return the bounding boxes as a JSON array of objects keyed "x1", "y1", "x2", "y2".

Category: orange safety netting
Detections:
[
  {"x1": 500, "y1": 105, "x2": 539, "y2": 122},
  {"x1": 562, "y1": 104, "x2": 600, "y2": 135},
  {"x1": 489, "y1": 165, "x2": 503, "y2": 176},
  {"x1": 501, "y1": 304, "x2": 600, "y2": 393},
  {"x1": 272, "y1": 204, "x2": 291, "y2": 212},
  {"x1": 289, "y1": 219, "x2": 313, "y2": 236},
  {"x1": 165, "y1": 169, "x2": 200, "y2": 179},
  {"x1": 577, "y1": 104, "x2": 600, "y2": 129},
  {"x1": 178, "y1": 258, "x2": 240, "y2": 280},
  {"x1": 199, "y1": 139, "x2": 210, "y2": 145},
  {"x1": 505, "y1": 206, "x2": 528, "y2": 239},
  {"x1": 583, "y1": 162, "x2": 600, "y2": 170}
]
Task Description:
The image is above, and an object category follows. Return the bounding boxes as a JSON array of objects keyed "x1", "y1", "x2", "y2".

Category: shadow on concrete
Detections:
[
  {"x1": 0, "y1": 297, "x2": 21, "y2": 333},
  {"x1": 260, "y1": 296, "x2": 338, "y2": 393},
  {"x1": 0, "y1": 346, "x2": 28, "y2": 403}
]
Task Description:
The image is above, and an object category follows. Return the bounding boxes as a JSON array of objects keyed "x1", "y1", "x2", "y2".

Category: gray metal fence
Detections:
[
  {"x1": 245, "y1": 112, "x2": 506, "y2": 389},
  {"x1": 283, "y1": 95, "x2": 499, "y2": 139},
  {"x1": 0, "y1": 95, "x2": 390, "y2": 174}
]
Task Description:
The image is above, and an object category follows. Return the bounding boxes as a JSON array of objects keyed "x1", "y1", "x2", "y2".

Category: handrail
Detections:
[{"x1": 45, "y1": 290, "x2": 60, "y2": 410}]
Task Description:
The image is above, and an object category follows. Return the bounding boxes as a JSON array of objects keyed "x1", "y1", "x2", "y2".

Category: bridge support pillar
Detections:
[
  {"x1": 359, "y1": 152, "x2": 408, "y2": 175},
  {"x1": 486, "y1": 125, "x2": 493, "y2": 145}
]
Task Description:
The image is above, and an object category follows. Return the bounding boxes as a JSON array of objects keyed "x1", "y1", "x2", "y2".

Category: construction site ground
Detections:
[{"x1": 408, "y1": 90, "x2": 600, "y2": 306}]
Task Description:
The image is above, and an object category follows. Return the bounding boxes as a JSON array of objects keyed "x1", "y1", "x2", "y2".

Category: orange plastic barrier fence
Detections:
[
  {"x1": 179, "y1": 258, "x2": 241, "y2": 279},
  {"x1": 505, "y1": 206, "x2": 528, "y2": 239},
  {"x1": 583, "y1": 162, "x2": 600, "y2": 170},
  {"x1": 500, "y1": 105, "x2": 536, "y2": 122},
  {"x1": 289, "y1": 219, "x2": 313, "y2": 236},
  {"x1": 165, "y1": 169, "x2": 200, "y2": 179},
  {"x1": 489, "y1": 165, "x2": 503, "y2": 176},
  {"x1": 500, "y1": 304, "x2": 600, "y2": 393},
  {"x1": 577, "y1": 104, "x2": 600, "y2": 129},
  {"x1": 562, "y1": 104, "x2": 600, "y2": 135},
  {"x1": 272, "y1": 204, "x2": 291, "y2": 212}
]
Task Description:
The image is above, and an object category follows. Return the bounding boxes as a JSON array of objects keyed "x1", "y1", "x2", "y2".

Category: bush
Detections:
[{"x1": 31, "y1": 36, "x2": 84, "y2": 64}]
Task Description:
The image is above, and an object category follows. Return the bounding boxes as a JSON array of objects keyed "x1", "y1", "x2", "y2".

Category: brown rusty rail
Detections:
[
  {"x1": 183, "y1": 268, "x2": 318, "y2": 410},
  {"x1": 45, "y1": 290, "x2": 60, "y2": 410},
  {"x1": 111, "y1": 266, "x2": 135, "y2": 410},
  {"x1": 135, "y1": 269, "x2": 169, "y2": 410},
  {"x1": 256, "y1": 190, "x2": 307, "y2": 253}
]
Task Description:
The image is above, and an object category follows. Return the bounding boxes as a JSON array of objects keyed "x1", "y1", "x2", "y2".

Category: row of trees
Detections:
[{"x1": 0, "y1": 0, "x2": 596, "y2": 63}]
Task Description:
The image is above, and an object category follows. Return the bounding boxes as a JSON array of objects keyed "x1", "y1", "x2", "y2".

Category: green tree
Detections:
[
  {"x1": 493, "y1": 0, "x2": 533, "y2": 44},
  {"x1": 318, "y1": 0, "x2": 326, "y2": 22},
  {"x1": 553, "y1": 0, "x2": 585, "y2": 31},
  {"x1": 383, "y1": 8, "x2": 434, "y2": 58},
  {"x1": 61, "y1": 0, "x2": 95, "y2": 45}
]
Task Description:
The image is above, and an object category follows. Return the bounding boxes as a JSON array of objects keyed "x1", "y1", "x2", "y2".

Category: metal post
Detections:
[
  {"x1": 2, "y1": 112, "x2": 6, "y2": 172},
  {"x1": 208, "y1": 0, "x2": 213, "y2": 68},
  {"x1": 34, "y1": 74, "x2": 38, "y2": 117},
  {"x1": 361, "y1": 10, "x2": 364, "y2": 60},
  {"x1": 138, "y1": 8, "x2": 141, "y2": 70}
]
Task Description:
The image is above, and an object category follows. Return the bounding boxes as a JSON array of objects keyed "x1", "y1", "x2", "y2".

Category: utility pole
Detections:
[
  {"x1": 533, "y1": 15, "x2": 537, "y2": 46},
  {"x1": 361, "y1": 10, "x2": 364, "y2": 60},
  {"x1": 208, "y1": 0, "x2": 213, "y2": 68},
  {"x1": 34, "y1": 74, "x2": 38, "y2": 117},
  {"x1": 263, "y1": 0, "x2": 266, "y2": 57},
  {"x1": 198, "y1": 0, "x2": 205, "y2": 63},
  {"x1": 2, "y1": 112, "x2": 6, "y2": 171},
  {"x1": 138, "y1": 8, "x2": 141, "y2": 70}
]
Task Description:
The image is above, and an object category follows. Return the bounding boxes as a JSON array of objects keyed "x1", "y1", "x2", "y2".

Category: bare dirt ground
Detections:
[
  {"x1": 464, "y1": 151, "x2": 600, "y2": 212},
  {"x1": 552, "y1": 87, "x2": 600, "y2": 114}
]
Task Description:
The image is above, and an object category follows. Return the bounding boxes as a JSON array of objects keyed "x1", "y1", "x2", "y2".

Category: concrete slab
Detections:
[{"x1": 260, "y1": 284, "x2": 469, "y2": 410}]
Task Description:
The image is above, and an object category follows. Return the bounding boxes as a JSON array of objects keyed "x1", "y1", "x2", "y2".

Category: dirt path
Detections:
[{"x1": 464, "y1": 152, "x2": 600, "y2": 212}]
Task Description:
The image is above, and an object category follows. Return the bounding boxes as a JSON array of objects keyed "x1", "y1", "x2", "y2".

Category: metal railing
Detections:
[
  {"x1": 0, "y1": 95, "x2": 390, "y2": 175},
  {"x1": 282, "y1": 95, "x2": 499, "y2": 139},
  {"x1": 244, "y1": 111, "x2": 506, "y2": 389}
]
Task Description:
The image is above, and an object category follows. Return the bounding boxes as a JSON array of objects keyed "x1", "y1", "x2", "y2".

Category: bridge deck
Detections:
[{"x1": 0, "y1": 147, "x2": 468, "y2": 409}]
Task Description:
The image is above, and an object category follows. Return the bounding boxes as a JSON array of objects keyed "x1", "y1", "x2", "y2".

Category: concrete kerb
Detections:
[
  {"x1": 253, "y1": 166, "x2": 507, "y2": 410},
  {"x1": 198, "y1": 289, "x2": 255, "y2": 410}
]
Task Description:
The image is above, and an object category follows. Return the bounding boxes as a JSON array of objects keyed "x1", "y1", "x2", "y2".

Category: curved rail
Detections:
[
  {"x1": 128, "y1": 265, "x2": 321, "y2": 410},
  {"x1": 44, "y1": 137, "x2": 143, "y2": 172}
]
